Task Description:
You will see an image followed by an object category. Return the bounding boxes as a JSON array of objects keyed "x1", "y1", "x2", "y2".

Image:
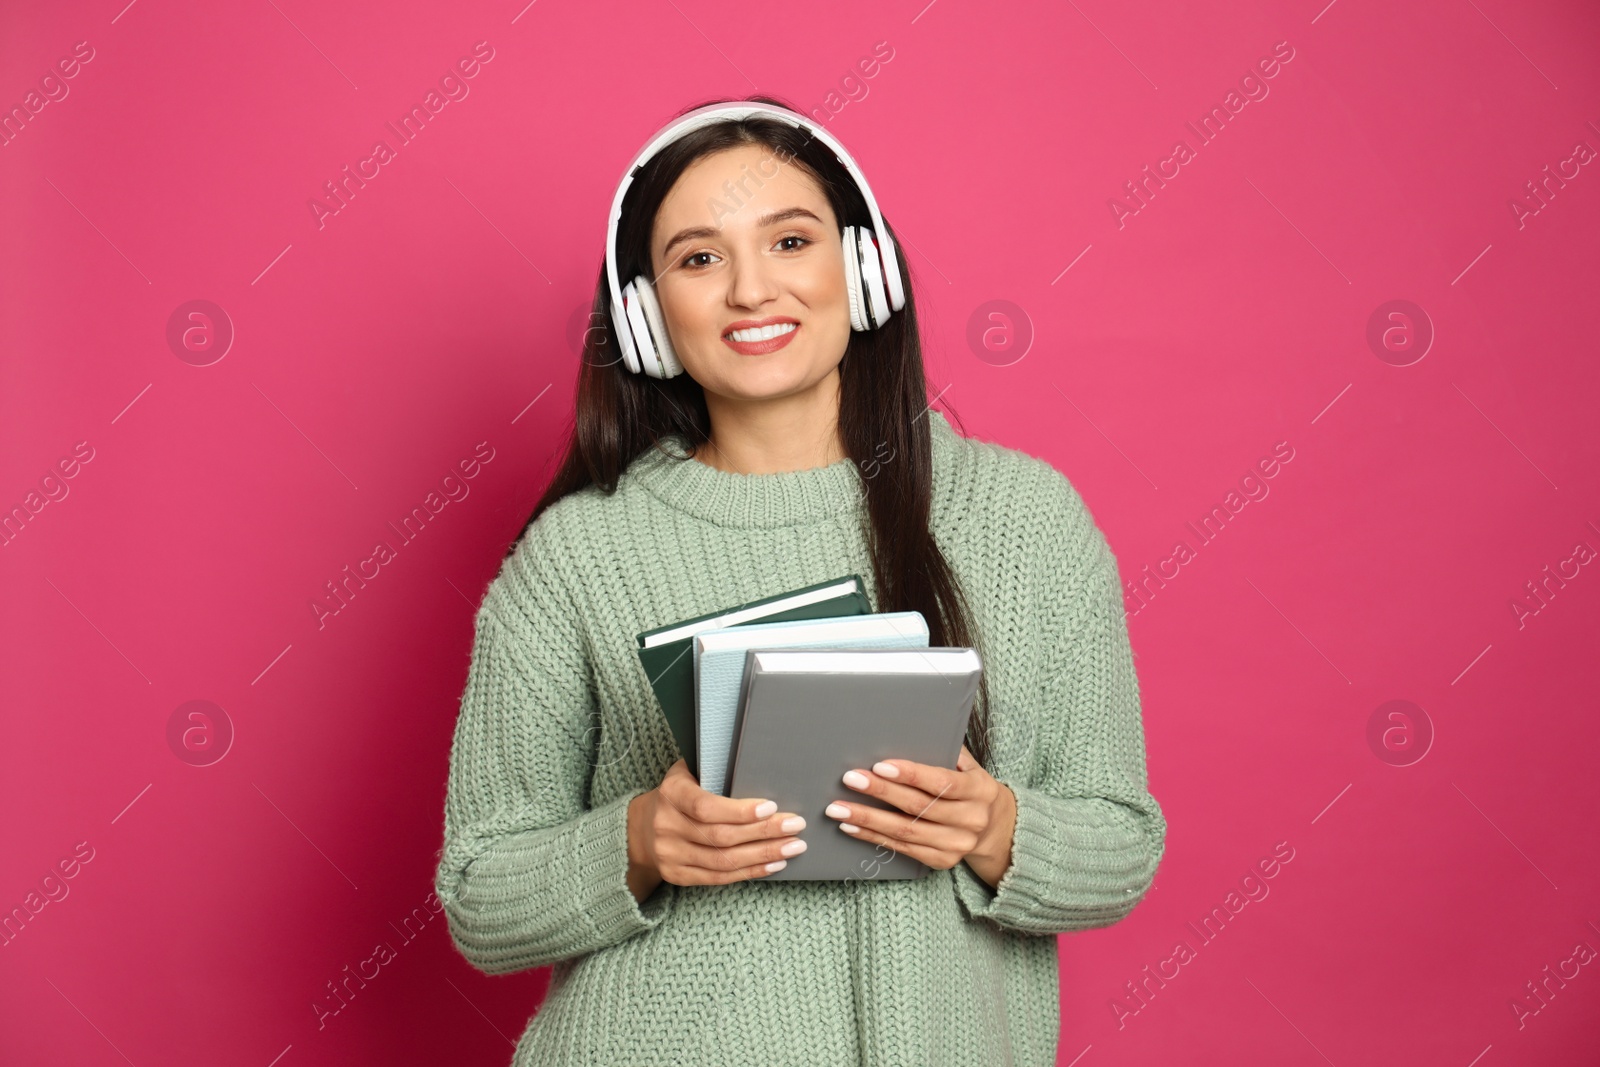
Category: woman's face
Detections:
[{"x1": 648, "y1": 143, "x2": 852, "y2": 404}]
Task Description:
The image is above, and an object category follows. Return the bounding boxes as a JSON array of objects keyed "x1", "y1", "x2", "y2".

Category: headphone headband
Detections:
[{"x1": 603, "y1": 102, "x2": 905, "y2": 375}]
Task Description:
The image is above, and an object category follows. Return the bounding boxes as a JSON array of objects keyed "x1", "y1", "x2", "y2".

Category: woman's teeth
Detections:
[{"x1": 726, "y1": 322, "x2": 797, "y2": 343}]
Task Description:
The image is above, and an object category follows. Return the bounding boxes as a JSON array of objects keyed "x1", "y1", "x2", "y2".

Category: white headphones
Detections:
[{"x1": 604, "y1": 102, "x2": 907, "y2": 379}]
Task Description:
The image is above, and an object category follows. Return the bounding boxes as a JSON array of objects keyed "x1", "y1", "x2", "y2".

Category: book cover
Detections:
[{"x1": 725, "y1": 647, "x2": 983, "y2": 881}]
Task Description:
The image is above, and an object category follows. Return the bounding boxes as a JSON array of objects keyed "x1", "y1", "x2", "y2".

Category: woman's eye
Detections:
[{"x1": 679, "y1": 237, "x2": 807, "y2": 269}]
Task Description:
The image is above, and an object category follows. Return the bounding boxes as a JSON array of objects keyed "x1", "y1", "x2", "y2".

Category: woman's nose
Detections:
[{"x1": 726, "y1": 251, "x2": 780, "y2": 308}]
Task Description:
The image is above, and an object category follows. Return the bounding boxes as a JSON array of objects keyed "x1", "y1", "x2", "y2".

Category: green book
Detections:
[{"x1": 636, "y1": 575, "x2": 870, "y2": 780}]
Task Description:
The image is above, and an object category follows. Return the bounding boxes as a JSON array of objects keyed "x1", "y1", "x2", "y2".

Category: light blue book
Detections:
[{"x1": 693, "y1": 611, "x2": 929, "y2": 796}]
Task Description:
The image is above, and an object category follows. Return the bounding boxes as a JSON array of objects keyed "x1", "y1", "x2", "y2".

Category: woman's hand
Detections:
[
  {"x1": 824, "y1": 745, "x2": 1018, "y2": 887},
  {"x1": 626, "y1": 758, "x2": 809, "y2": 902}
]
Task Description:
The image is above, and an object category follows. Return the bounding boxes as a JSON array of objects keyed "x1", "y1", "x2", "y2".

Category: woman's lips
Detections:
[{"x1": 722, "y1": 323, "x2": 799, "y2": 356}]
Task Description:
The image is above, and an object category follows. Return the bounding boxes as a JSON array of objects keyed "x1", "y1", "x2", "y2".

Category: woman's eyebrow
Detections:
[{"x1": 660, "y1": 207, "x2": 825, "y2": 259}]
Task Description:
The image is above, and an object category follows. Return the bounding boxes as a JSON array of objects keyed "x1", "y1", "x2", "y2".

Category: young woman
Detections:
[{"x1": 434, "y1": 95, "x2": 1165, "y2": 1066}]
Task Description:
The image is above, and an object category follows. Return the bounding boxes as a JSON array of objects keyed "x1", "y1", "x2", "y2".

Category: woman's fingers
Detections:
[
  {"x1": 652, "y1": 766, "x2": 809, "y2": 884},
  {"x1": 831, "y1": 819, "x2": 963, "y2": 871},
  {"x1": 659, "y1": 779, "x2": 806, "y2": 845},
  {"x1": 841, "y1": 775, "x2": 986, "y2": 830},
  {"x1": 825, "y1": 796, "x2": 980, "y2": 856},
  {"x1": 661, "y1": 830, "x2": 807, "y2": 883},
  {"x1": 666, "y1": 804, "x2": 807, "y2": 848},
  {"x1": 658, "y1": 765, "x2": 786, "y2": 831},
  {"x1": 861, "y1": 757, "x2": 980, "y2": 803},
  {"x1": 661, "y1": 761, "x2": 766, "y2": 819}
]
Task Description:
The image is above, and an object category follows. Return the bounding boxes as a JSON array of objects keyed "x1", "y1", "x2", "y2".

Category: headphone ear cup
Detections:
[
  {"x1": 615, "y1": 282, "x2": 643, "y2": 374},
  {"x1": 841, "y1": 226, "x2": 869, "y2": 332},
  {"x1": 853, "y1": 227, "x2": 892, "y2": 330},
  {"x1": 631, "y1": 275, "x2": 683, "y2": 378},
  {"x1": 620, "y1": 278, "x2": 662, "y2": 376}
]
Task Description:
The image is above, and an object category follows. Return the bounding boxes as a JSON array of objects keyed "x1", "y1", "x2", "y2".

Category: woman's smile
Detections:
[{"x1": 722, "y1": 316, "x2": 800, "y2": 355}]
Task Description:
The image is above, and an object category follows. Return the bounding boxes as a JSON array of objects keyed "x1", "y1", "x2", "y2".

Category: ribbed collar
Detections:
[{"x1": 625, "y1": 409, "x2": 959, "y2": 529}]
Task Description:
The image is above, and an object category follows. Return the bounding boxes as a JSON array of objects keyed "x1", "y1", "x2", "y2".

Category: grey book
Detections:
[{"x1": 725, "y1": 647, "x2": 982, "y2": 882}]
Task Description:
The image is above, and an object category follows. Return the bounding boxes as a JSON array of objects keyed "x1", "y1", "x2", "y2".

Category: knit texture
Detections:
[{"x1": 435, "y1": 410, "x2": 1166, "y2": 1067}]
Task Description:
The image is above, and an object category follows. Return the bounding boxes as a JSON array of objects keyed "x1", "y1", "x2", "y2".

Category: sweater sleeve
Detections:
[
  {"x1": 434, "y1": 539, "x2": 672, "y2": 975},
  {"x1": 951, "y1": 474, "x2": 1166, "y2": 936}
]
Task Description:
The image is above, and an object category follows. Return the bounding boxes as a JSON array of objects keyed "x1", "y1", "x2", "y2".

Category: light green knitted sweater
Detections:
[{"x1": 434, "y1": 410, "x2": 1165, "y2": 1067}]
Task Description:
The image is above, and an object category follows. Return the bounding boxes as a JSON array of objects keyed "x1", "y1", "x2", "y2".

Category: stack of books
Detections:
[{"x1": 636, "y1": 576, "x2": 982, "y2": 881}]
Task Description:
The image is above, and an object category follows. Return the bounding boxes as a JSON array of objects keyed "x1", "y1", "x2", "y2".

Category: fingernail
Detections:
[
  {"x1": 842, "y1": 770, "x2": 870, "y2": 789},
  {"x1": 754, "y1": 800, "x2": 777, "y2": 819},
  {"x1": 781, "y1": 816, "x2": 806, "y2": 833},
  {"x1": 780, "y1": 839, "x2": 807, "y2": 857},
  {"x1": 873, "y1": 761, "x2": 899, "y2": 778},
  {"x1": 840, "y1": 823, "x2": 860, "y2": 834},
  {"x1": 825, "y1": 803, "x2": 851, "y2": 819},
  {"x1": 765, "y1": 859, "x2": 788, "y2": 872}
]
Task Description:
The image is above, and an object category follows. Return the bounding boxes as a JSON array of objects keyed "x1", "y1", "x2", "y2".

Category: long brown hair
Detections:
[{"x1": 513, "y1": 94, "x2": 993, "y2": 768}]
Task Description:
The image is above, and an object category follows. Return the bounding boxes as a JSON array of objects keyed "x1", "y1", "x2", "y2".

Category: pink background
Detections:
[{"x1": 3, "y1": 0, "x2": 1598, "y2": 1063}]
